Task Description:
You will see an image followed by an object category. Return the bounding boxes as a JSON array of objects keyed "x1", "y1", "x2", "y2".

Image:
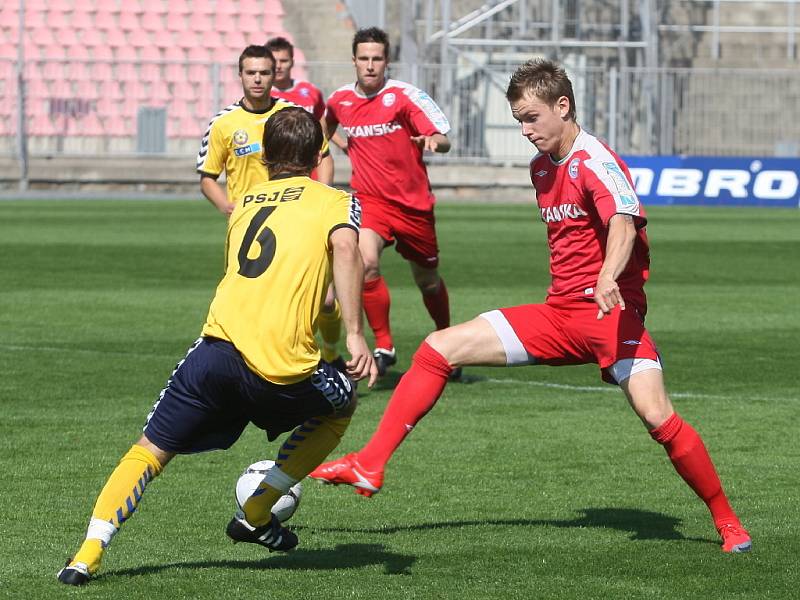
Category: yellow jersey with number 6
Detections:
[{"x1": 202, "y1": 175, "x2": 360, "y2": 384}]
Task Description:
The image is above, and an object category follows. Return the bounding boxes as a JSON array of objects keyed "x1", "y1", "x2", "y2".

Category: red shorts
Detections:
[
  {"x1": 359, "y1": 194, "x2": 439, "y2": 269},
  {"x1": 483, "y1": 296, "x2": 659, "y2": 383}
]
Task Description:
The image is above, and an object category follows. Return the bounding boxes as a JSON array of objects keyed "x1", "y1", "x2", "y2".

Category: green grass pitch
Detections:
[{"x1": 0, "y1": 199, "x2": 798, "y2": 599}]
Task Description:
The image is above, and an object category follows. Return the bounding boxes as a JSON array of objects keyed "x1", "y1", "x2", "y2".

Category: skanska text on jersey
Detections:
[
  {"x1": 342, "y1": 121, "x2": 403, "y2": 138},
  {"x1": 242, "y1": 186, "x2": 306, "y2": 205},
  {"x1": 540, "y1": 203, "x2": 589, "y2": 223}
]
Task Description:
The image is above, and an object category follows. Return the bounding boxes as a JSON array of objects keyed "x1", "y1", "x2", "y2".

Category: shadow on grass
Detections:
[
  {"x1": 104, "y1": 543, "x2": 414, "y2": 581},
  {"x1": 361, "y1": 370, "x2": 487, "y2": 394},
  {"x1": 305, "y1": 507, "x2": 715, "y2": 547}
]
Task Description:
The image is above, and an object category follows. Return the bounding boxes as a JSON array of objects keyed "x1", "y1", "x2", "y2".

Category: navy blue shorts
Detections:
[{"x1": 142, "y1": 337, "x2": 354, "y2": 453}]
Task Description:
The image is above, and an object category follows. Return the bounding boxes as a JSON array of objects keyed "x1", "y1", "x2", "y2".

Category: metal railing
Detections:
[{"x1": 1, "y1": 58, "x2": 799, "y2": 167}]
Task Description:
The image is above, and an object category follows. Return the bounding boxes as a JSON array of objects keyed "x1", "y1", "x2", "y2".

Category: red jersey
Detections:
[
  {"x1": 326, "y1": 79, "x2": 451, "y2": 211},
  {"x1": 271, "y1": 80, "x2": 325, "y2": 120},
  {"x1": 530, "y1": 129, "x2": 650, "y2": 306}
]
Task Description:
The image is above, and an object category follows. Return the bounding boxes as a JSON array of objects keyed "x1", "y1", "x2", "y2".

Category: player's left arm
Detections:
[
  {"x1": 595, "y1": 214, "x2": 638, "y2": 319},
  {"x1": 405, "y1": 86, "x2": 452, "y2": 154}
]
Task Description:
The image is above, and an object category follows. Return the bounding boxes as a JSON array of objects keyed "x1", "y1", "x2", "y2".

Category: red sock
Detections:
[
  {"x1": 357, "y1": 342, "x2": 452, "y2": 472},
  {"x1": 650, "y1": 413, "x2": 739, "y2": 529},
  {"x1": 362, "y1": 276, "x2": 393, "y2": 349},
  {"x1": 422, "y1": 278, "x2": 451, "y2": 330}
]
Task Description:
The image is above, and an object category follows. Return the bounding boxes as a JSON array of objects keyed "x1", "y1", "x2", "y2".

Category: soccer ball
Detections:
[{"x1": 235, "y1": 460, "x2": 302, "y2": 523}]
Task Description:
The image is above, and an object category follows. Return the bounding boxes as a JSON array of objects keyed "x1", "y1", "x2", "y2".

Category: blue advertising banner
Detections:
[{"x1": 621, "y1": 156, "x2": 800, "y2": 208}]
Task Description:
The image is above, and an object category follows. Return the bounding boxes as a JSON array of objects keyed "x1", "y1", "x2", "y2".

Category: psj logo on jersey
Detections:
[{"x1": 623, "y1": 157, "x2": 800, "y2": 207}]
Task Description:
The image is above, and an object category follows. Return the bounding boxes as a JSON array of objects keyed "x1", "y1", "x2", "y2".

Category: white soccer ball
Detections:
[{"x1": 235, "y1": 460, "x2": 302, "y2": 523}]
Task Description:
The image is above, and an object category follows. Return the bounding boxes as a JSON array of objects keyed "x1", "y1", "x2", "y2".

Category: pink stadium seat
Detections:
[
  {"x1": 29, "y1": 27, "x2": 55, "y2": 46},
  {"x1": 106, "y1": 117, "x2": 132, "y2": 138},
  {"x1": 94, "y1": 10, "x2": 117, "y2": 30},
  {"x1": 188, "y1": 63, "x2": 210, "y2": 83},
  {"x1": 201, "y1": 28, "x2": 224, "y2": 50},
  {"x1": 166, "y1": 15, "x2": 186, "y2": 33},
  {"x1": 0, "y1": 43, "x2": 14, "y2": 59},
  {"x1": 164, "y1": 61, "x2": 185, "y2": 83},
  {"x1": 78, "y1": 112, "x2": 104, "y2": 137},
  {"x1": 148, "y1": 79, "x2": 171, "y2": 103},
  {"x1": 90, "y1": 61, "x2": 113, "y2": 83},
  {"x1": 140, "y1": 61, "x2": 161, "y2": 82},
  {"x1": 188, "y1": 12, "x2": 214, "y2": 32},
  {"x1": 46, "y1": 8, "x2": 69, "y2": 29},
  {"x1": 54, "y1": 27, "x2": 80, "y2": 46},
  {"x1": 118, "y1": 12, "x2": 139, "y2": 31},
  {"x1": 78, "y1": 28, "x2": 104, "y2": 47},
  {"x1": 41, "y1": 44, "x2": 67, "y2": 60},
  {"x1": 65, "y1": 44, "x2": 91, "y2": 60},
  {"x1": 164, "y1": 47, "x2": 188, "y2": 62},
  {"x1": 166, "y1": 0, "x2": 191, "y2": 16},
  {"x1": 139, "y1": 45, "x2": 162, "y2": 61},
  {"x1": 141, "y1": 12, "x2": 163, "y2": 32},
  {"x1": 89, "y1": 45, "x2": 114, "y2": 61},
  {"x1": 214, "y1": 15, "x2": 238, "y2": 33},
  {"x1": 238, "y1": 0, "x2": 266, "y2": 16},
  {"x1": 129, "y1": 31, "x2": 153, "y2": 49},
  {"x1": 237, "y1": 15, "x2": 263, "y2": 34},
  {"x1": 192, "y1": 1, "x2": 217, "y2": 16},
  {"x1": 24, "y1": 11, "x2": 46, "y2": 29},
  {"x1": 70, "y1": 11, "x2": 94, "y2": 30}
]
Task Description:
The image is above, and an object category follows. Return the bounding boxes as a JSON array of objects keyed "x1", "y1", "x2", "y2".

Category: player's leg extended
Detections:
[
  {"x1": 243, "y1": 406, "x2": 356, "y2": 526},
  {"x1": 318, "y1": 283, "x2": 343, "y2": 365},
  {"x1": 619, "y1": 367, "x2": 751, "y2": 552},
  {"x1": 243, "y1": 364, "x2": 358, "y2": 524},
  {"x1": 59, "y1": 436, "x2": 173, "y2": 585},
  {"x1": 360, "y1": 229, "x2": 395, "y2": 370},
  {"x1": 311, "y1": 316, "x2": 507, "y2": 494},
  {"x1": 410, "y1": 262, "x2": 450, "y2": 331}
]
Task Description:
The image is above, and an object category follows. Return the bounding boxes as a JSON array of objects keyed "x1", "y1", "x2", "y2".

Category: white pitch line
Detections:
[
  {"x1": 485, "y1": 377, "x2": 798, "y2": 403},
  {"x1": 3, "y1": 343, "x2": 797, "y2": 403},
  {"x1": 0, "y1": 343, "x2": 175, "y2": 360}
]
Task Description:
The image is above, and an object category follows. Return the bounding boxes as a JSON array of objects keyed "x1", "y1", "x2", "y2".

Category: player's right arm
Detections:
[
  {"x1": 197, "y1": 116, "x2": 233, "y2": 216},
  {"x1": 199, "y1": 174, "x2": 234, "y2": 216},
  {"x1": 329, "y1": 225, "x2": 377, "y2": 386}
]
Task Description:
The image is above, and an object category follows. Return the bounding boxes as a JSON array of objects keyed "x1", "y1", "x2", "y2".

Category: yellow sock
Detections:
[
  {"x1": 243, "y1": 415, "x2": 351, "y2": 526},
  {"x1": 318, "y1": 301, "x2": 342, "y2": 363},
  {"x1": 71, "y1": 444, "x2": 163, "y2": 574}
]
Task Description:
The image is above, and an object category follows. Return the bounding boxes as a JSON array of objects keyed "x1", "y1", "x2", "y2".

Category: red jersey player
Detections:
[
  {"x1": 266, "y1": 36, "x2": 325, "y2": 120},
  {"x1": 324, "y1": 27, "x2": 453, "y2": 376},
  {"x1": 311, "y1": 59, "x2": 752, "y2": 555}
]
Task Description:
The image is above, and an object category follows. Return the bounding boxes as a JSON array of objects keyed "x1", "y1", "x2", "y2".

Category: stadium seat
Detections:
[
  {"x1": 141, "y1": 12, "x2": 163, "y2": 32},
  {"x1": 28, "y1": 27, "x2": 55, "y2": 46},
  {"x1": 187, "y1": 12, "x2": 213, "y2": 32},
  {"x1": 236, "y1": 15, "x2": 263, "y2": 34},
  {"x1": 54, "y1": 27, "x2": 80, "y2": 46},
  {"x1": 93, "y1": 10, "x2": 117, "y2": 31},
  {"x1": 24, "y1": 11, "x2": 46, "y2": 29},
  {"x1": 46, "y1": 8, "x2": 68, "y2": 29},
  {"x1": 139, "y1": 45, "x2": 162, "y2": 61},
  {"x1": 70, "y1": 11, "x2": 94, "y2": 30},
  {"x1": 118, "y1": 12, "x2": 140, "y2": 31},
  {"x1": 78, "y1": 28, "x2": 104, "y2": 47},
  {"x1": 65, "y1": 44, "x2": 91, "y2": 60},
  {"x1": 140, "y1": 61, "x2": 161, "y2": 82}
]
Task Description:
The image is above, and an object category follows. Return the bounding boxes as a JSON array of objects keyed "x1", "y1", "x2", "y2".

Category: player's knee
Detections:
[
  {"x1": 424, "y1": 328, "x2": 456, "y2": 363},
  {"x1": 363, "y1": 261, "x2": 381, "y2": 280},
  {"x1": 416, "y1": 276, "x2": 440, "y2": 296}
]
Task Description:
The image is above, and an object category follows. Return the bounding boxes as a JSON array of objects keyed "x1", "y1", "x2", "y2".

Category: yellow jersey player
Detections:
[
  {"x1": 58, "y1": 107, "x2": 377, "y2": 586},
  {"x1": 197, "y1": 44, "x2": 343, "y2": 379},
  {"x1": 197, "y1": 44, "x2": 333, "y2": 216}
]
